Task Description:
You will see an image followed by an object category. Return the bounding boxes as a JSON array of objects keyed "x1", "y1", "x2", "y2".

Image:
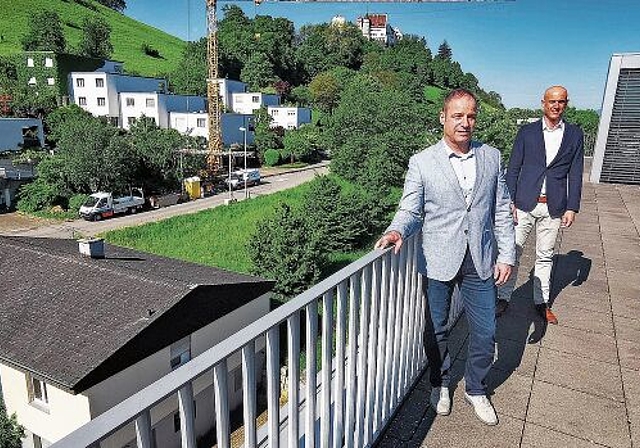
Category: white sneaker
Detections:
[
  {"x1": 464, "y1": 392, "x2": 498, "y2": 426},
  {"x1": 430, "y1": 386, "x2": 451, "y2": 416}
]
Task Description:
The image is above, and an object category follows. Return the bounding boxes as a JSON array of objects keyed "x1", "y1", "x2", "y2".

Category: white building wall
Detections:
[
  {"x1": 69, "y1": 72, "x2": 167, "y2": 125},
  {"x1": 216, "y1": 79, "x2": 247, "y2": 111},
  {"x1": 268, "y1": 107, "x2": 312, "y2": 130},
  {"x1": 86, "y1": 292, "x2": 270, "y2": 448},
  {"x1": 169, "y1": 112, "x2": 255, "y2": 146},
  {"x1": 231, "y1": 92, "x2": 280, "y2": 114},
  {"x1": 119, "y1": 94, "x2": 206, "y2": 130},
  {"x1": 0, "y1": 118, "x2": 44, "y2": 151},
  {"x1": 0, "y1": 364, "x2": 91, "y2": 445},
  {"x1": 120, "y1": 92, "x2": 161, "y2": 130}
]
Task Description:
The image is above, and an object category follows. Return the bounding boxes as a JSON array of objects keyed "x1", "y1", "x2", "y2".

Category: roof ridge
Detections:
[{"x1": 1, "y1": 238, "x2": 190, "y2": 292}]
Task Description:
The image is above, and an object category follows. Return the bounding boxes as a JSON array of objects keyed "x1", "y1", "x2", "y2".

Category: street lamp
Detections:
[{"x1": 239, "y1": 126, "x2": 248, "y2": 199}]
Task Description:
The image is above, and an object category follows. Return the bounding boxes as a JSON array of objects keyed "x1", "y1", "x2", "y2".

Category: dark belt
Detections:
[{"x1": 537, "y1": 196, "x2": 547, "y2": 203}]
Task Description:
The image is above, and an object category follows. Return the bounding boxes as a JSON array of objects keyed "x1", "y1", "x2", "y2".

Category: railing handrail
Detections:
[{"x1": 50, "y1": 242, "x2": 399, "y2": 447}]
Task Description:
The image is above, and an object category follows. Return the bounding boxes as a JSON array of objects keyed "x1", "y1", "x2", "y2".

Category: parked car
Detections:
[{"x1": 225, "y1": 169, "x2": 261, "y2": 190}]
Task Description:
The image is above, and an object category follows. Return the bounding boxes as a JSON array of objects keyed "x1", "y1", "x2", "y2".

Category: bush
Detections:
[
  {"x1": 249, "y1": 204, "x2": 325, "y2": 298},
  {"x1": 16, "y1": 178, "x2": 67, "y2": 213},
  {"x1": 264, "y1": 148, "x2": 280, "y2": 167},
  {"x1": 141, "y1": 43, "x2": 161, "y2": 58},
  {"x1": 279, "y1": 147, "x2": 292, "y2": 164},
  {"x1": 68, "y1": 193, "x2": 90, "y2": 212}
]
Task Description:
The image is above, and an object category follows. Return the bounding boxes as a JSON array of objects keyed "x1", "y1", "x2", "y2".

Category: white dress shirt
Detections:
[
  {"x1": 445, "y1": 142, "x2": 476, "y2": 206},
  {"x1": 541, "y1": 118, "x2": 565, "y2": 195}
]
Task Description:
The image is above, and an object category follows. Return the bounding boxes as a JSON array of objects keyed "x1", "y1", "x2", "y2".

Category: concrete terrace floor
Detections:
[{"x1": 377, "y1": 179, "x2": 640, "y2": 448}]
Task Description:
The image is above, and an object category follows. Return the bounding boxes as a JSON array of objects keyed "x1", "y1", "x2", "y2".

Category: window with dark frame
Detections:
[
  {"x1": 97, "y1": 97, "x2": 106, "y2": 107},
  {"x1": 197, "y1": 118, "x2": 206, "y2": 128},
  {"x1": 96, "y1": 78, "x2": 104, "y2": 88},
  {"x1": 78, "y1": 97, "x2": 87, "y2": 106},
  {"x1": 126, "y1": 98, "x2": 135, "y2": 107},
  {"x1": 76, "y1": 78, "x2": 85, "y2": 87}
]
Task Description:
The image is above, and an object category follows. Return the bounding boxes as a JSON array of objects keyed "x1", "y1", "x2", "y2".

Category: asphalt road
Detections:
[{"x1": 2, "y1": 163, "x2": 329, "y2": 240}]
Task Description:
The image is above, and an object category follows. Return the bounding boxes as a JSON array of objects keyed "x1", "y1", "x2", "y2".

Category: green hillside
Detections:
[{"x1": 0, "y1": 0, "x2": 186, "y2": 77}]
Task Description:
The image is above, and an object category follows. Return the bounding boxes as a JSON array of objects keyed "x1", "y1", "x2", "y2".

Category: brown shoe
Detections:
[
  {"x1": 536, "y1": 304, "x2": 558, "y2": 325},
  {"x1": 495, "y1": 299, "x2": 509, "y2": 317},
  {"x1": 545, "y1": 308, "x2": 558, "y2": 325}
]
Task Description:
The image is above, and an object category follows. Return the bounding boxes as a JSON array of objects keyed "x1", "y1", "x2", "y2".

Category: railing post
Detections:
[
  {"x1": 213, "y1": 360, "x2": 230, "y2": 448},
  {"x1": 134, "y1": 410, "x2": 152, "y2": 448},
  {"x1": 267, "y1": 327, "x2": 281, "y2": 448},
  {"x1": 305, "y1": 301, "x2": 318, "y2": 448},
  {"x1": 321, "y1": 290, "x2": 334, "y2": 448},
  {"x1": 364, "y1": 258, "x2": 382, "y2": 444},
  {"x1": 242, "y1": 342, "x2": 257, "y2": 448},
  {"x1": 332, "y1": 281, "x2": 348, "y2": 448},
  {"x1": 177, "y1": 383, "x2": 197, "y2": 448},
  {"x1": 287, "y1": 312, "x2": 301, "y2": 448},
  {"x1": 344, "y1": 272, "x2": 361, "y2": 448},
  {"x1": 355, "y1": 266, "x2": 371, "y2": 447}
]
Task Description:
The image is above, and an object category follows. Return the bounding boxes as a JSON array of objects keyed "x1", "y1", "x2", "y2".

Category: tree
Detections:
[
  {"x1": 327, "y1": 73, "x2": 431, "y2": 190},
  {"x1": 128, "y1": 117, "x2": 186, "y2": 192},
  {"x1": 78, "y1": 16, "x2": 113, "y2": 59},
  {"x1": 95, "y1": 0, "x2": 126, "y2": 12},
  {"x1": 249, "y1": 203, "x2": 325, "y2": 298},
  {"x1": 169, "y1": 38, "x2": 207, "y2": 96},
  {"x1": 0, "y1": 398, "x2": 23, "y2": 448},
  {"x1": 21, "y1": 10, "x2": 66, "y2": 53},
  {"x1": 282, "y1": 124, "x2": 321, "y2": 163},
  {"x1": 308, "y1": 71, "x2": 340, "y2": 113},
  {"x1": 240, "y1": 53, "x2": 278, "y2": 91},
  {"x1": 437, "y1": 40, "x2": 452, "y2": 61},
  {"x1": 253, "y1": 107, "x2": 280, "y2": 162}
]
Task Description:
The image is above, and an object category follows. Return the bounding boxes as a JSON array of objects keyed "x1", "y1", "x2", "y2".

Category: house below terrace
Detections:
[{"x1": 0, "y1": 237, "x2": 273, "y2": 448}]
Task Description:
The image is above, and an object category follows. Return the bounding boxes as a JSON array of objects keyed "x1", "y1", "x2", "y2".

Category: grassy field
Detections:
[
  {"x1": 104, "y1": 181, "x2": 368, "y2": 277},
  {"x1": 0, "y1": 0, "x2": 185, "y2": 77},
  {"x1": 104, "y1": 184, "x2": 312, "y2": 274}
]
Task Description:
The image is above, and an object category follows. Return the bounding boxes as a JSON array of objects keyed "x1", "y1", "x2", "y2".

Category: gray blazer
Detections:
[{"x1": 387, "y1": 140, "x2": 516, "y2": 281}]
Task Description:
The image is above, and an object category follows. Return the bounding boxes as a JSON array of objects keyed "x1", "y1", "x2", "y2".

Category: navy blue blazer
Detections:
[{"x1": 506, "y1": 119, "x2": 584, "y2": 218}]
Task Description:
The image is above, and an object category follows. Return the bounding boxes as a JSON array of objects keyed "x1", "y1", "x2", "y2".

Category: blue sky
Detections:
[{"x1": 125, "y1": 0, "x2": 640, "y2": 110}]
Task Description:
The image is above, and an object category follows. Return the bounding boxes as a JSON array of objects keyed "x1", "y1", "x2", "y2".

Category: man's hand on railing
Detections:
[{"x1": 375, "y1": 231, "x2": 403, "y2": 254}]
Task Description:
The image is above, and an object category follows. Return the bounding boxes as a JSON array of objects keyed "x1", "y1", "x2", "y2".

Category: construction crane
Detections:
[
  {"x1": 205, "y1": 0, "x2": 222, "y2": 175},
  {"x1": 204, "y1": 0, "x2": 512, "y2": 176}
]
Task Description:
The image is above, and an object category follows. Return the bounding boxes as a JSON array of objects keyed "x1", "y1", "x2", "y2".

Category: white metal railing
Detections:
[{"x1": 50, "y1": 233, "x2": 430, "y2": 448}]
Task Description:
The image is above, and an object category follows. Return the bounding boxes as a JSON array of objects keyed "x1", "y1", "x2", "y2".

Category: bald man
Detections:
[{"x1": 497, "y1": 86, "x2": 584, "y2": 324}]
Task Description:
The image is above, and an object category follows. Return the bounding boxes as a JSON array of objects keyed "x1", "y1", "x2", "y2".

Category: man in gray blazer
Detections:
[{"x1": 376, "y1": 89, "x2": 515, "y2": 425}]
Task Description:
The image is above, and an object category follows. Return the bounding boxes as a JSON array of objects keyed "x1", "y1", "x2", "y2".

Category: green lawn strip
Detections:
[{"x1": 103, "y1": 184, "x2": 312, "y2": 274}]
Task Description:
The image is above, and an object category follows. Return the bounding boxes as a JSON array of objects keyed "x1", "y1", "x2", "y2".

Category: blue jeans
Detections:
[{"x1": 423, "y1": 249, "x2": 497, "y2": 395}]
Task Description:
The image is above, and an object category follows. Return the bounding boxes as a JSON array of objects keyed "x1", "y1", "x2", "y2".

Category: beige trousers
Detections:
[{"x1": 497, "y1": 203, "x2": 562, "y2": 305}]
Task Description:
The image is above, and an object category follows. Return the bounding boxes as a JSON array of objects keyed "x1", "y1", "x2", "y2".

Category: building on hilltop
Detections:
[
  {"x1": 0, "y1": 237, "x2": 273, "y2": 448},
  {"x1": 356, "y1": 13, "x2": 402, "y2": 46}
]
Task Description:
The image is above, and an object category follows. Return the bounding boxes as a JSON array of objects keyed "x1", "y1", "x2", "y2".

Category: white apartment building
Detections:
[
  {"x1": 119, "y1": 93, "x2": 206, "y2": 130},
  {"x1": 231, "y1": 92, "x2": 280, "y2": 114},
  {"x1": 169, "y1": 112, "x2": 255, "y2": 146},
  {"x1": 267, "y1": 106, "x2": 312, "y2": 130},
  {"x1": 69, "y1": 72, "x2": 167, "y2": 126},
  {"x1": 0, "y1": 237, "x2": 273, "y2": 448}
]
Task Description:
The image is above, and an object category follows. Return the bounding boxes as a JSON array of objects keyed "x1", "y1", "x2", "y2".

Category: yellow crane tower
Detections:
[{"x1": 205, "y1": 0, "x2": 222, "y2": 175}]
